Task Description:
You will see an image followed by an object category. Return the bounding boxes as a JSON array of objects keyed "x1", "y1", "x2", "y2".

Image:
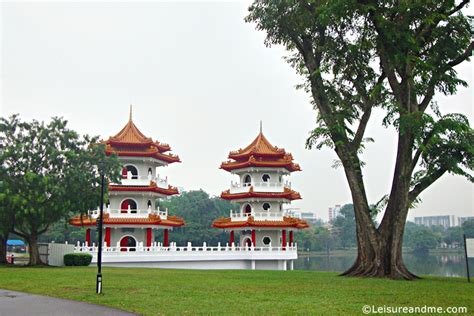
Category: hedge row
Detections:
[{"x1": 64, "y1": 253, "x2": 93, "y2": 266}]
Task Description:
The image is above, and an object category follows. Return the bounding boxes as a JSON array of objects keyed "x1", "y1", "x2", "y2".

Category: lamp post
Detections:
[{"x1": 96, "y1": 167, "x2": 105, "y2": 294}]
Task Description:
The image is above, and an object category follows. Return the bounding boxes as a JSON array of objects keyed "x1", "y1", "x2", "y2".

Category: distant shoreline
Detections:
[{"x1": 298, "y1": 248, "x2": 464, "y2": 257}]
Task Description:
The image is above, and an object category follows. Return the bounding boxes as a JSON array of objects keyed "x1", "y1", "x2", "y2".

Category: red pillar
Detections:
[
  {"x1": 251, "y1": 230, "x2": 256, "y2": 247},
  {"x1": 289, "y1": 230, "x2": 294, "y2": 246},
  {"x1": 164, "y1": 229, "x2": 169, "y2": 247},
  {"x1": 105, "y1": 227, "x2": 111, "y2": 247},
  {"x1": 229, "y1": 230, "x2": 235, "y2": 245},
  {"x1": 282, "y1": 229, "x2": 287, "y2": 249},
  {"x1": 146, "y1": 228, "x2": 152, "y2": 247},
  {"x1": 85, "y1": 228, "x2": 91, "y2": 245}
]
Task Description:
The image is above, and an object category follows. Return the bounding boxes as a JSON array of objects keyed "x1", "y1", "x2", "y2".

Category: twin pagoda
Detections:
[{"x1": 70, "y1": 111, "x2": 308, "y2": 270}]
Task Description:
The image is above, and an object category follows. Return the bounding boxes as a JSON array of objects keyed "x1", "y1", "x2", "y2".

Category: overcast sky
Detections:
[{"x1": 1, "y1": 1, "x2": 472, "y2": 222}]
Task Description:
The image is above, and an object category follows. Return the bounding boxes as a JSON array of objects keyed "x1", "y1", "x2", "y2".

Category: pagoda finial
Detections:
[
  {"x1": 260, "y1": 120, "x2": 263, "y2": 133},
  {"x1": 129, "y1": 104, "x2": 133, "y2": 121}
]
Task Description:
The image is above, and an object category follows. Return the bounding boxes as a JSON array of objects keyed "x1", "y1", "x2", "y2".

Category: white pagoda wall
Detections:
[
  {"x1": 109, "y1": 195, "x2": 154, "y2": 211},
  {"x1": 109, "y1": 227, "x2": 150, "y2": 246},
  {"x1": 239, "y1": 201, "x2": 283, "y2": 212},
  {"x1": 118, "y1": 157, "x2": 167, "y2": 177},
  {"x1": 239, "y1": 230, "x2": 281, "y2": 247}
]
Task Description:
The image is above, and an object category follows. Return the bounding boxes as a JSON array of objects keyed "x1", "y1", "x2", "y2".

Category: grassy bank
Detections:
[{"x1": 0, "y1": 266, "x2": 472, "y2": 315}]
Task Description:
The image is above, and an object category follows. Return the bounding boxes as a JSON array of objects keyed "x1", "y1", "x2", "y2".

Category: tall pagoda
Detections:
[
  {"x1": 70, "y1": 107, "x2": 184, "y2": 250},
  {"x1": 212, "y1": 126, "x2": 308, "y2": 248}
]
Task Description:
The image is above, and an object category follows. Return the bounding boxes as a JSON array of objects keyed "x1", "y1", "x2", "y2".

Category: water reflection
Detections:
[{"x1": 295, "y1": 252, "x2": 472, "y2": 277}]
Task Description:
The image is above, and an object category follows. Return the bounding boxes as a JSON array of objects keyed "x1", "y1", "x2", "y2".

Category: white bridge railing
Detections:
[{"x1": 74, "y1": 241, "x2": 297, "y2": 254}]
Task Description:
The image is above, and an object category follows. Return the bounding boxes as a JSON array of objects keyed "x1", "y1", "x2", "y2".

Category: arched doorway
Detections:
[
  {"x1": 243, "y1": 204, "x2": 252, "y2": 216},
  {"x1": 124, "y1": 165, "x2": 138, "y2": 179},
  {"x1": 120, "y1": 236, "x2": 137, "y2": 252},
  {"x1": 242, "y1": 237, "x2": 252, "y2": 248},
  {"x1": 243, "y1": 174, "x2": 252, "y2": 186},
  {"x1": 121, "y1": 199, "x2": 138, "y2": 213}
]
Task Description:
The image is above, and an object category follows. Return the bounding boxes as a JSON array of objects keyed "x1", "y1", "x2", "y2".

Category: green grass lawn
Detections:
[{"x1": 0, "y1": 266, "x2": 472, "y2": 315}]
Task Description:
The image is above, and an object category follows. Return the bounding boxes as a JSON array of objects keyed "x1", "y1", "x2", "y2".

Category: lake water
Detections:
[{"x1": 295, "y1": 252, "x2": 471, "y2": 277}]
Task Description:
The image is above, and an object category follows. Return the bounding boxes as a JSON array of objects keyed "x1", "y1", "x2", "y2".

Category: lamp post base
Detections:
[{"x1": 96, "y1": 273, "x2": 102, "y2": 294}]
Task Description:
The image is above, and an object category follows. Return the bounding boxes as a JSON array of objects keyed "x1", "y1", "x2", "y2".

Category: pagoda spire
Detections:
[
  {"x1": 260, "y1": 120, "x2": 262, "y2": 134},
  {"x1": 129, "y1": 104, "x2": 133, "y2": 121}
]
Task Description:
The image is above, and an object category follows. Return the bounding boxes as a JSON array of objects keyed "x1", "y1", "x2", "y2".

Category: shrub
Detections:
[{"x1": 64, "y1": 253, "x2": 93, "y2": 266}]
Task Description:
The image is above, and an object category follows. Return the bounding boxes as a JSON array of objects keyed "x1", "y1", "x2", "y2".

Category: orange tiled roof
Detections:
[
  {"x1": 220, "y1": 186, "x2": 302, "y2": 201},
  {"x1": 109, "y1": 182, "x2": 180, "y2": 196},
  {"x1": 212, "y1": 216, "x2": 309, "y2": 229},
  {"x1": 69, "y1": 213, "x2": 185, "y2": 227},
  {"x1": 102, "y1": 108, "x2": 180, "y2": 163},
  {"x1": 228, "y1": 132, "x2": 286, "y2": 159},
  {"x1": 221, "y1": 131, "x2": 300, "y2": 172}
]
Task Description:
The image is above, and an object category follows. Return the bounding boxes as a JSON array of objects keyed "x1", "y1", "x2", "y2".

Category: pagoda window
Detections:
[
  {"x1": 262, "y1": 203, "x2": 271, "y2": 211},
  {"x1": 120, "y1": 199, "x2": 138, "y2": 213},
  {"x1": 147, "y1": 167, "x2": 153, "y2": 179},
  {"x1": 262, "y1": 174, "x2": 271, "y2": 182},
  {"x1": 147, "y1": 200, "x2": 153, "y2": 209},
  {"x1": 262, "y1": 236, "x2": 271, "y2": 246},
  {"x1": 243, "y1": 204, "x2": 252, "y2": 215},
  {"x1": 120, "y1": 235, "x2": 137, "y2": 252},
  {"x1": 243, "y1": 174, "x2": 252, "y2": 186},
  {"x1": 125, "y1": 165, "x2": 139, "y2": 179}
]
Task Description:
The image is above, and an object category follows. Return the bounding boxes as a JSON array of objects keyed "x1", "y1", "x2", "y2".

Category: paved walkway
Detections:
[{"x1": 0, "y1": 289, "x2": 136, "y2": 316}]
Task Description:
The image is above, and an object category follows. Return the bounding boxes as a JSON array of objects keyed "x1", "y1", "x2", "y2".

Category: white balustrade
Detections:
[
  {"x1": 117, "y1": 173, "x2": 169, "y2": 188},
  {"x1": 229, "y1": 181, "x2": 291, "y2": 194},
  {"x1": 229, "y1": 210, "x2": 288, "y2": 220},
  {"x1": 87, "y1": 206, "x2": 168, "y2": 219},
  {"x1": 74, "y1": 242, "x2": 297, "y2": 254}
]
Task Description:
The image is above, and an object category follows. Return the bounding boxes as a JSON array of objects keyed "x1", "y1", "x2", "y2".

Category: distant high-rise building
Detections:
[
  {"x1": 328, "y1": 204, "x2": 341, "y2": 222},
  {"x1": 414, "y1": 215, "x2": 455, "y2": 228},
  {"x1": 458, "y1": 216, "x2": 474, "y2": 226}
]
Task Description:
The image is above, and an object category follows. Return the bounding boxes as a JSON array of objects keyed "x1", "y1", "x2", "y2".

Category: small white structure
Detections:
[{"x1": 74, "y1": 242, "x2": 297, "y2": 270}]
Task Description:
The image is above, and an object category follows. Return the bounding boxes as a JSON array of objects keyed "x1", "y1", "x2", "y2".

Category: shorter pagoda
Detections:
[
  {"x1": 70, "y1": 107, "x2": 184, "y2": 250},
  {"x1": 212, "y1": 126, "x2": 308, "y2": 248}
]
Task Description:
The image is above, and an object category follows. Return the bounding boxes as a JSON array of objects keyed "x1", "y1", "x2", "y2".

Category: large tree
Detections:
[
  {"x1": 246, "y1": 0, "x2": 473, "y2": 279},
  {"x1": 0, "y1": 166, "x2": 15, "y2": 264},
  {"x1": 0, "y1": 115, "x2": 120, "y2": 265}
]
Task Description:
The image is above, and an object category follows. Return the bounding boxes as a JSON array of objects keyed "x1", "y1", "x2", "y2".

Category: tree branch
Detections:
[
  {"x1": 351, "y1": 72, "x2": 386, "y2": 149},
  {"x1": 408, "y1": 167, "x2": 448, "y2": 203},
  {"x1": 418, "y1": 41, "x2": 474, "y2": 112}
]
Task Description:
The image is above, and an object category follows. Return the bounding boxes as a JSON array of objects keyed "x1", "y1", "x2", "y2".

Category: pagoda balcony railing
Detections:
[
  {"x1": 88, "y1": 206, "x2": 168, "y2": 219},
  {"x1": 75, "y1": 241, "x2": 297, "y2": 254},
  {"x1": 229, "y1": 181, "x2": 291, "y2": 194},
  {"x1": 229, "y1": 210, "x2": 289, "y2": 221},
  {"x1": 118, "y1": 173, "x2": 169, "y2": 188}
]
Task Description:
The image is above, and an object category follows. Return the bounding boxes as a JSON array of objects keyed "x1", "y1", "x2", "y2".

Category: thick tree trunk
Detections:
[
  {"x1": 0, "y1": 234, "x2": 7, "y2": 264},
  {"x1": 27, "y1": 234, "x2": 44, "y2": 266},
  {"x1": 342, "y1": 131, "x2": 418, "y2": 280}
]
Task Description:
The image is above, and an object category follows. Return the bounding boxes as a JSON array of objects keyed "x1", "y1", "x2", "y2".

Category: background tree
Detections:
[
  {"x1": 405, "y1": 226, "x2": 439, "y2": 255},
  {"x1": 246, "y1": 0, "x2": 473, "y2": 279},
  {"x1": 0, "y1": 115, "x2": 120, "y2": 265},
  {"x1": 0, "y1": 167, "x2": 15, "y2": 264},
  {"x1": 462, "y1": 219, "x2": 474, "y2": 238},
  {"x1": 443, "y1": 226, "x2": 463, "y2": 247},
  {"x1": 160, "y1": 190, "x2": 236, "y2": 246}
]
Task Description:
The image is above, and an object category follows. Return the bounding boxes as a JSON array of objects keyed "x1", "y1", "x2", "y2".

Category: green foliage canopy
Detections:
[{"x1": 0, "y1": 114, "x2": 121, "y2": 264}]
